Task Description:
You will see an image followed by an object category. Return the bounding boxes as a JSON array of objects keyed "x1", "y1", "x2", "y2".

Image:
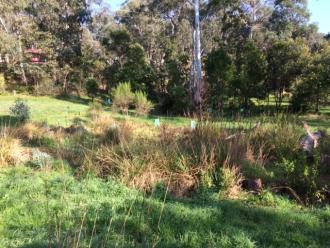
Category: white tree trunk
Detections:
[
  {"x1": 192, "y1": 0, "x2": 203, "y2": 113},
  {"x1": 18, "y1": 35, "x2": 28, "y2": 85}
]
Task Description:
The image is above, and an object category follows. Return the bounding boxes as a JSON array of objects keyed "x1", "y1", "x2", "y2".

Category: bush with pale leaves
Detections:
[{"x1": 134, "y1": 90, "x2": 153, "y2": 116}]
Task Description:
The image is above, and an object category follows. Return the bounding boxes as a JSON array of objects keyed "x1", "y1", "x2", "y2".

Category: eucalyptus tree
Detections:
[
  {"x1": 125, "y1": 0, "x2": 223, "y2": 113},
  {"x1": 268, "y1": 0, "x2": 310, "y2": 39}
]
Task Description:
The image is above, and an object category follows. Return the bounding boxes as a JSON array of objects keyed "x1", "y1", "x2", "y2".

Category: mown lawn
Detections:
[
  {"x1": 0, "y1": 95, "x2": 89, "y2": 126},
  {"x1": 0, "y1": 95, "x2": 191, "y2": 127},
  {"x1": 1, "y1": 94, "x2": 329, "y2": 131},
  {"x1": 0, "y1": 167, "x2": 329, "y2": 248}
]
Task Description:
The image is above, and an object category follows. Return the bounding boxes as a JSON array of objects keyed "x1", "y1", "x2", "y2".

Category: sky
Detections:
[
  {"x1": 106, "y1": 0, "x2": 329, "y2": 34},
  {"x1": 309, "y1": 0, "x2": 329, "y2": 34}
]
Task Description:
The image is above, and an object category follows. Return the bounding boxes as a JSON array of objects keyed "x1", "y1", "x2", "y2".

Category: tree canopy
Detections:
[{"x1": 0, "y1": 0, "x2": 329, "y2": 114}]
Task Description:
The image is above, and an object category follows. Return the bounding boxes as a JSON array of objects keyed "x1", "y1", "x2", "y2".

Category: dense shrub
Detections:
[
  {"x1": 111, "y1": 82, "x2": 134, "y2": 114},
  {"x1": 85, "y1": 77, "x2": 98, "y2": 99},
  {"x1": 134, "y1": 90, "x2": 153, "y2": 116},
  {"x1": 9, "y1": 99, "x2": 31, "y2": 123},
  {"x1": 218, "y1": 166, "x2": 244, "y2": 199}
]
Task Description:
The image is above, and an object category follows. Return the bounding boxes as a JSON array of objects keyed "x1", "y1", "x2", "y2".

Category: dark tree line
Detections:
[{"x1": 0, "y1": 0, "x2": 329, "y2": 114}]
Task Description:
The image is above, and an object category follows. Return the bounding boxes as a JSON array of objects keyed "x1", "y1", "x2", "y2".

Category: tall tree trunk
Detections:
[
  {"x1": 191, "y1": 0, "x2": 203, "y2": 115},
  {"x1": 18, "y1": 36, "x2": 28, "y2": 86}
]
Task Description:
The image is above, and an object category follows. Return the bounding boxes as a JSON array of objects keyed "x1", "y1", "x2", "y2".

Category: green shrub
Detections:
[
  {"x1": 274, "y1": 153, "x2": 320, "y2": 201},
  {"x1": 9, "y1": 99, "x2": 31, "y2": 123},
  {"x1": 218, "y1": 166, "x2": 244, "y2": 199},
  {"x1": 111, "y1": 82, "x2": 134, "y2": 114},
  {"x1": 86, "y1": 77, "x2": 98, "y2": 99},
  {"x1": 134, "y1": 90, "x2": 153, "y2": 116}
]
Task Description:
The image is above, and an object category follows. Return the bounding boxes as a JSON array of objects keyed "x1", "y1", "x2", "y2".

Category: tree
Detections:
[
  {"x1": 267, "y1": 39, "x2": 308, "y2": 109},
  {"x1": 191, "y1": 0, "x2": 203, "y2": 114},
  {"x1": 233, "y1": 41, "x2": 267, "y2": 107},
  {"x1": 86, "y1": 77, "x2": 98, "y2": 99},
  {"x1": 205, "y1": 47, "x2": 234, "y2": 111},
  {"x1": 291, "y1": 46, "x2": 330, "y2": 112},
  {"x1": 268, "y1": 0, "x2": 310, "y2": 39}
]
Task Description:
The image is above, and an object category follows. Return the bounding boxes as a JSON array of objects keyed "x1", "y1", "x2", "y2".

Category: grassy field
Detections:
[
  {"x1": 0, "y1": 95, "x2": 191, "y2": 127},
  {"x1": 0, "y1": 94, "x2": 330, "y2": 247},
  {"x1": 0, "y1": 167, "x2": 329, "y2": 248},
  {"x1": 1, "y1": 94, "x2": 330, "y2": 130},
  {"x1": 0, "y1": 95, "x2": 90, "y2": 126}
]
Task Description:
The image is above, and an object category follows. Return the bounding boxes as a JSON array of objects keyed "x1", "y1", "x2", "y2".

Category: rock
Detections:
[
  {"x1": 242, "y1": 178, "x2": 263, "y2": 192},
  {"x1": 49, "y1": 126, "x2": 65, "y2": 133},
  {"x1": 65, "y1": 125, "x2": 87, "y2": 134}
]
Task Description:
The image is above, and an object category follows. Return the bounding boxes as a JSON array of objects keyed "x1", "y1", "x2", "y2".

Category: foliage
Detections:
[
  {"x1": 134, "y1": 90, "x2": 154, "y2": 116},
  {"x1": 33, "y1": 76, "x2": 58, "y2": 96},
  {"x1": 111, "y1": 82, "x2": 134, "y2": 114},
  {"x1": 291, "y1": 45, "x2": 330, "y2": 112},
  {"x1": 233, "y1": 41, "x2": 268, "y2": 107},
  {"x1": 85, "y1": 77, "x2": 98, "y2": 99},
  {"x1": 206, "y1": 41, "x2": 267, "y2": 109},
  {"x1": 266, "y1": 39, "x2": 308, "y2": 108},
  {"x1": 100, "y1": 122, "x2": 132, "y2": 146},
  {"x1": 218, "y1": 166, "x2": 244, "y2": 199},
  {"x1": 0, "y1": 0, "x2": 329, "y2": 115},
  {"x1": 9, "y1": 98, "x2": 31, "y2": 123},
  {"x1": 162, "y1": 55, "x2": 192, "y2": 114},
  {"x1": 205, "y1": 47, "x2": 234, "y2": 110},
  {"x1": 1, "y1": 78, "x2": 330, "y2": 200}
]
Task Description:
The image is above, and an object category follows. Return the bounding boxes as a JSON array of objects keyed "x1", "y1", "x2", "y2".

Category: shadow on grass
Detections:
[
  {"x1": 10, "y1": 180, "x2": 329, "y2": 248},
  {"x1": 17, "y1": 242, "x2": 52, "y2": 248},
  {"x1": 114, "y1": 196, "x2": 330, "y2": 248},
  {"x1": 54, "y1": 95, "x2": 92, "y2": 106}
]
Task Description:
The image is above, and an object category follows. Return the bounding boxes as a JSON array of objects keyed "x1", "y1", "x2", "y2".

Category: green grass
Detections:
[
  {"x1": 0, "y1": 95, "x2": 89, "y2": 126},
  {"x1": 1, "y1": 94, "x2": 329, "y2": 131},
  {"x1": 1, "y1": 95, "x2": 330, "y2": 247},
  {"x1": 0, "y1": 167, "x2": 329, "y2": 248},
  {"x1": 0, "y1": 95, "x2": 191, "y2": 127}
]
